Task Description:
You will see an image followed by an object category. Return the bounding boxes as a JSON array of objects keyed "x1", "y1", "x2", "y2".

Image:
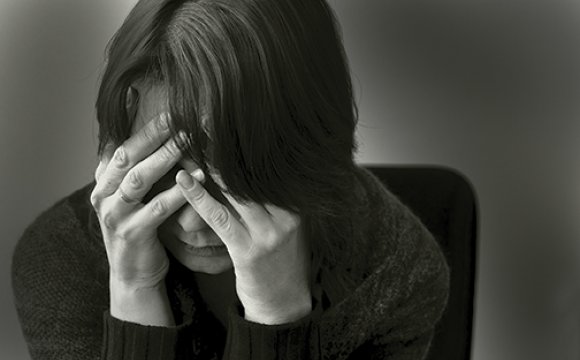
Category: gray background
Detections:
[{"x1": 2, "y1": 0, "x2": 580, "y2": 359}]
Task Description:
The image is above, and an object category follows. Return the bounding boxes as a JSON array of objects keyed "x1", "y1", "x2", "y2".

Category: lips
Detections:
[
  {"x1": 171, "y1": 233, "x2": 229, "y2": 257},
  {"x1": 178, "y1": 241, "x2": 229, "y2": 257},
  {"x1": 176, "y1": 236, "x2": 225, "y2": 249}
]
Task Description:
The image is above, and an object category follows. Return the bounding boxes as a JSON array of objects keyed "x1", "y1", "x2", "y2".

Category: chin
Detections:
[{"x1": 178, "y1": 255, "x2": 234, "y2": 274}]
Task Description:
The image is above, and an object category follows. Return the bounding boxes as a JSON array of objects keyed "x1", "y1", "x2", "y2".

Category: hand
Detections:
[
  {"x1": 90, "y1": 113, "x2": 187, "y2": 325},
  {"x1": 176, "y1": 170, "x2": 312, "y2": 325}
]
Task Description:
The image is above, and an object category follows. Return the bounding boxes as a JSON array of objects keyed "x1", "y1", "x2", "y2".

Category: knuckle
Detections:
[
  {"x1": 159, "y1": 140, "x2": 180, "y2": 162},
  {"x1": 158, "y1": 147, "x2": 174, "y2": 163},
  {"x1": 94, "y1": 163, "x2": 103, "y2": 182},
  {"x1": 103, "y1": 143, "x2": 116, "y2": 160},
  {"x1": 209, "y1": 207, "x2": 230, "y2": 229},
  {"x1": 150, "y1": 198, "x2": 169, "y2": 217},
  {"x1": 102, "y1": 211, "x2": 118, "y2": 230},
  {"x1": 142, "y1": 119, "x2": 166, "y2": 145},
  {"x1": 264, "y1": 227, "x2": 282, "y2": 243},
  {"x1": 116, "y1": 225, "x2": 136, "y2": 242},
  {"x1": 89, "y1": 191, "x2": 101, "y2": 209},
  {"x1": 112, "y1": 146, "x2": 130, "y2": 169},
  {"x1": 189, "y1": 184, "x2": 206, "y2": 203},
  {"x1": 89, "y1": 186, "x2": 109, "y2": 211},
  {"x1": 126, "y1": 169, "x2": 144, "y2": 190}
]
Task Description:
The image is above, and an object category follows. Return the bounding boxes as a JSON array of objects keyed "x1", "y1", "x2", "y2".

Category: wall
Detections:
[{"x1": 1, "y1": 0, "x2": 579, "y2": 359}]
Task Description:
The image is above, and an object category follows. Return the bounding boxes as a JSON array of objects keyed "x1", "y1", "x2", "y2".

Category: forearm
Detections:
[{"x1": 110, "y1": 279, "x2": 175, "y2": 327}]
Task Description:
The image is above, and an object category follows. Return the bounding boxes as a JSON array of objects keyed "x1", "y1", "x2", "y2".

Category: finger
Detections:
[
  {"x1": 218, "y1": 190, "x2": 273, "y2": 233},
  {"x1": 129, "y1": 184, "x2": 188, "y2": 231},
  {"x1": 116, "y1": 137, "x2": 182, "y2": 203},
  {"x1": 175, "y1": 170, "x2": 246, "y2": 248},
  {"x1": 94, "y1": 142, "x2": 117, "y2": 182},
  {"x1": 213, "y1": 173, "x2": 300, "y2": 241},
  {"x1": 117, "y1": 112, "x2": 172, "y2": 169},
  {"x1": 95, "y1": 160, "x2": 106, "y2": 182},
  {"x1": 100, "y1": 142, "x2": 117, "y2": 163},
  {"x1": 94, "y1": 114, "x2": 173, "y2": 198},
  {"x1": 179, "y1": 159, "x2": 203, "y2": 182},
  {"x1": 209, "y1": 173, "x2": 273, "y2": 233}
]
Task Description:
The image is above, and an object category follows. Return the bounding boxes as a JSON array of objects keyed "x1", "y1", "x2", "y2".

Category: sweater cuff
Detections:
[
  {"x1": 223, "y1": 299, "x2": 322, "y2": 360},
  {"x1": 101, "y1": 310, "x2": 190, "y2": 360}
]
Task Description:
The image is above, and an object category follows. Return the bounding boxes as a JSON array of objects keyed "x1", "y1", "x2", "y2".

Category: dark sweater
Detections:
[{"x1": 12, "y1": 166, "x2": 449, "y2": 359}]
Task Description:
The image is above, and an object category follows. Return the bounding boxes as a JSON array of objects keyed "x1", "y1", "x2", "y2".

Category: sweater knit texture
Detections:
[{"x1": 12, "y1": 166, "x2": 450, "y2": 359}]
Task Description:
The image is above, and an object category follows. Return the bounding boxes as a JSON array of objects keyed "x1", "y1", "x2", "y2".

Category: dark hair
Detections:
[{"x1": 96, "y1": 0, "x2": 360, "y2": 307}]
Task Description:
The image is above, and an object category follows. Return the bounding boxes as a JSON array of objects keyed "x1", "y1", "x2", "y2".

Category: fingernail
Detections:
[
  {"x1": 176, "y1": 170, "x2": 194, "y2": 190},
  {"x1": 158, "y1": 113, "x2": 170, "y2": 131},
  {"x1": 192, "y1": 169, "x2": 205, "y2": 183},
  {"x1": 210, "y1": 171, "x2": 225, "y2": 189}
]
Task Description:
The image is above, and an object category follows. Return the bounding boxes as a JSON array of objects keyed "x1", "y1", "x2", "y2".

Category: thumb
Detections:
[{"x1": 176, "y1": 170, "x2": 245, "y2": 250}]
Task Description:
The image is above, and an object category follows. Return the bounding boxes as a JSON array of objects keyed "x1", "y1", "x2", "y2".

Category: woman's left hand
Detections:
[{"x1": 175, "y1": 169, "x2": 312, "y2": 325}]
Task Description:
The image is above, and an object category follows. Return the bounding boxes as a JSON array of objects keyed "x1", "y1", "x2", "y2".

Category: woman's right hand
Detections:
[{"x1": 90, "y1": 113, "x2": 187, "y2": 326}]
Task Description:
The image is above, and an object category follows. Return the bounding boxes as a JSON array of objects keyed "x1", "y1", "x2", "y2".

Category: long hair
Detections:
[{"x1": 95, "y1": 0, "x2": 360, "y2": 307}]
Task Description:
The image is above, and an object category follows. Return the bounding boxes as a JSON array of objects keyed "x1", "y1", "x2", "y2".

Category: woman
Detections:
[{"x1": 12, "y1": 0, "x2": 450, "y2": 359}]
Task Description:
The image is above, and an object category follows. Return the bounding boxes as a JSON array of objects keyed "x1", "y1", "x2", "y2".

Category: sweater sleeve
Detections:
[
  {"x1": 222, "y1": 300, "x2": 323, "y2": 360},
  {"x1": 100, "y1": 299, "x2": 322, "y2": 360},
  {"x1": 101, "y1": 311, "x2": 188, "y2": 360}
]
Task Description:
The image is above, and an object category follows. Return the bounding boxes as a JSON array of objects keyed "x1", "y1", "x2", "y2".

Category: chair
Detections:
[{"x1": 364, "y1": 165, "x2": 478, "y2": 360}]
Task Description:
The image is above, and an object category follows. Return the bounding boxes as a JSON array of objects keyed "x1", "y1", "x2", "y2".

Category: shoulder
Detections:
[
  {"x1": 12, "y1": 182, "x2": 108, "y2": 307},
  {"x1": 352, "y1": 165, "x2": 449, "y2": 304},
  {"x1": 11, "y1": 183, "x2": 110, "y2": 360},
  {"x1": 318, "y1": 166, "x2": 450, "y2": 357},
  {"x1": 13, "y1": 182, "x2": 102, "y2": 264},
  {"x1": 351, "y1": 166, "x2": 443, "y2": 272}
]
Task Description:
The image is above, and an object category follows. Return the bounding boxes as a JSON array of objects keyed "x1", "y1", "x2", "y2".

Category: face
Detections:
[{"x1": 130, "y1": 83, "x2": 234, "y2": 274}]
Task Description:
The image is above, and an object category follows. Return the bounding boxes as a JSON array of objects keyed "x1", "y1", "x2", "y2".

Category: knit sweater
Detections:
[{"x1": 12, "y1": 166, "x2": 449, "y2": 360}]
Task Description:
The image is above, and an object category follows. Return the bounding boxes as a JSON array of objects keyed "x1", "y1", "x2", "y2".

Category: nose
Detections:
[{"x1": 175, "y1": 205, "x2": 207, "y2": 233}]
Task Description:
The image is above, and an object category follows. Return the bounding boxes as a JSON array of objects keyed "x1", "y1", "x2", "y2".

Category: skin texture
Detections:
[{"x1": 90, "y1": 85, "x2": 312, "y2": 326}]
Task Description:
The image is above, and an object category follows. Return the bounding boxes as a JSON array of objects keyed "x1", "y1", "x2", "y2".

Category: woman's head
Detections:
[{"x1": 96, "y1": 0, "x2": 360, "y2": 302}]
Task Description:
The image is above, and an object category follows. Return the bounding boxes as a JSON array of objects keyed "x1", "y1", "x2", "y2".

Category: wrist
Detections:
[
  {"x1": 235, "y1": 264, "x2": 313, "y2": 325},
  {"x1": 110, "y1": 279, "x2": 175, "y2": 327},
  {"x1": 241, "y1": 291, "x2": 312, "y2": 325}
]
